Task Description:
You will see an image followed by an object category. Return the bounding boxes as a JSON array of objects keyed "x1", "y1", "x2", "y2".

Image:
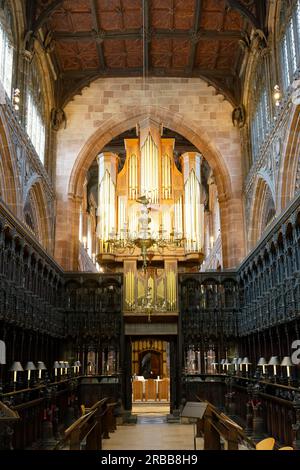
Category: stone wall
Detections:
[{"x1": 55, "y1": 77, "x2": 245, "y2": 270}]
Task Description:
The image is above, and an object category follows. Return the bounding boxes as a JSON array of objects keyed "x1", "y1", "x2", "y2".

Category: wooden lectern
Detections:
[{"x1": 181, "y1": 401, "x2": 207, "y2": 450}]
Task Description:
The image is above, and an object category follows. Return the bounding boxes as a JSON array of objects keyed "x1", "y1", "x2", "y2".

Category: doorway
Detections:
[
  {"x1": 139, "y1": 350, "x2": 162, "y2": 379},
  {"x1": 131, "y1": 339, "x2": 170, "y2": 409}
]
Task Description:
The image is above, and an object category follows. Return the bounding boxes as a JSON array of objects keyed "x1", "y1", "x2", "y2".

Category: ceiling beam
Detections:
[
  {"x1": 226, "y1": 0, "x2": 261, "y2": 30},
  {"x1": 32, "y1": 0, "x2": 64, "y2": 34},
  {"x1": 53, "y1": 29, "x2": 244, "y2": 42},
  {"x1": 61, "y1": 66, "x2": 237, "y2": 80},
  {"x1": 142, "y1": 0, "x2": 150, "y2": 78},
  {"x1": 254, "y1": 0, "x2": 267, "y2": 31},
  {"x1": 90, "y1": 0, "x2": 106, "y2": 71},
  {"x1": 25, "y1": 0, "x2": 64, "y2": 50},
  {"x1": 188, "y1": 0, "x2": 202, "y2": 71}
]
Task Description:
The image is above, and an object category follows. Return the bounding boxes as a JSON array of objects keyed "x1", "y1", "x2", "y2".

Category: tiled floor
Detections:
[
  {"x1": 102, "y1": 408, "x2": 203, "y2": 450},
  {"x1": 132, "y1": 402, "x2": 170, "y2": 414}
]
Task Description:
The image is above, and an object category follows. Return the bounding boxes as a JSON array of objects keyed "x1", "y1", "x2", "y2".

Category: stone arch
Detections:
[
  {"x1": 0, "y1": 109, "x2": 20, "y2": 213},
  {"x1": 278, "y1": 105, "x2": 300, "y2": 211},
  {"x1": 23, "y1": 181, "x2": 51, "y2": 251},
  {"x1": 55, "y1": 78, "x2": 245, "y2": 270},
  {"x1": 248, "y1": 176, "x2": 276, "y2": 249},
  {"x1": 68, "y1": 106, "x2": 232, "y2": 201},
  {"x1": 68, "y1": 107, "x2": 237, "y2": 266}
]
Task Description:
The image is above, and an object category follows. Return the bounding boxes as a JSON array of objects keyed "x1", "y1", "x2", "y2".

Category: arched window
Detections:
[
  {"x1": 250, "y1": 56, "x2": 272, "y2": 162},
  {"x1": 279, "y1": 0, "x2": 300, "y2": 93},
  {"x1": 26, "y1": 59, "x2": 46, "y2": 163},
  {"x1": 0, "y1": 5, "x2": 13, "y2": 98}
]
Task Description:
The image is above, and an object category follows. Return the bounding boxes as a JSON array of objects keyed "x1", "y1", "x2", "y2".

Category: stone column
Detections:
[
  {"x1": 218, "y1": 191, "x2": 246, "y2": 268},
  {"x1": 55, "y1": 194, "x2": 82, "y2": 270}
]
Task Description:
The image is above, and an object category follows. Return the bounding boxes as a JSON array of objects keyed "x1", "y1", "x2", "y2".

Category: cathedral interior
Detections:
[{"x1": 1, "y1": 0, "x2": 300, "y2": 454}]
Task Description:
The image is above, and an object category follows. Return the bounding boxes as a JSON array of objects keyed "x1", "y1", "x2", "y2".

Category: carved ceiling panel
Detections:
[
  {"x1": 49, "y1": 1, "x2": 93, "y2": 32},
  {"x1": 33, "y1": 0, "x2": 268, "y2": 106},
  {"x1": 151, "y1": 0, "x2": 195, "y2": 30},
  {"x1": 217, "y1": 41, "x2": 238, "y2": 69},
  {"x1": 195, "y1": 41, "x2": 219, "y2": 69},
  {"x1": 56, "y1": 41, "x2": 99, "y2": 71},
  {"x1": 97, "y1": 0, "x2": 143, "y2": 30}
]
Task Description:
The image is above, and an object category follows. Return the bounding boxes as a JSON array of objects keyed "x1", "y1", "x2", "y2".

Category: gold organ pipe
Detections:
[
  {"x1": 147, "y1": 137, "x2": 150, "y2": 199},
  {"x1": 148, "y1": 137, "x2": 151, "y2": 198},
  {"x1": 134, "y1": 154, "x2": 137, "y2": 198},
  {"x1": 155, "y1": 140, "x2": 159, "y2": 203},
  {"x1": 129, "y1": 156, "x2": 132, "y2": 198},
  {"x1": 164, "y1": 155, "x2": 166, "y2": 199}
]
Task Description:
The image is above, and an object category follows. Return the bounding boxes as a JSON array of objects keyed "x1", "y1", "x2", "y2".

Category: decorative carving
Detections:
[
  {"x1": 251, "y1": 29, "x2": 268, "y2": 52},
  {"x1": 51, "y1": 108, "x2": 67, "y2": 131},
  {"x1": 232, "y1": 105, "x2": 246, "y2": 128},
  {"x1": 41, "y1": 30, "x2": 55, "y2": 54}
]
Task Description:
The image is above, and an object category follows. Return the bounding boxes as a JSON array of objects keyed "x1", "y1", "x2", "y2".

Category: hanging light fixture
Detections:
[
  {"x1": 273, "y1": 85, "x2": 282, "y2": 107},
  {"x1": 12, "y1": 88, "x2": 20, "y2": 111},
  {"x1": 107, "y1": 197, "x2": 184, "y2": 271}
]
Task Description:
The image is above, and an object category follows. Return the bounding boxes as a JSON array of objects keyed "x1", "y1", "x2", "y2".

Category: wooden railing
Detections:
[
  {"x1": 54, "y1": 398, "x2": 117, "y2": 450},
  {"x1": 184, "y1": 374, "x2": 299, "y2": 448},
  {"x1": 1, "y1": 378, "x2": 80, "y2": 449},
  {"x1": 0, "y1": 401, "x2": 20, "y2": 450},
  {"x1": 196, "y1": 400, "x2": 255, "y2": 450}
]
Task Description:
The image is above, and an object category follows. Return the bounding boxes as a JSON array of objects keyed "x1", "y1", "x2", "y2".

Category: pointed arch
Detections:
[
  {"x1": 248, "y1": 176, "x2": 276, "y2": 249},
  {"x1": 278, "y1": 105, "x2": 300, "y2": 211},
  {"x1": 23, "y1": 181, "x2": 52, "y2": 252},
  {"x1": 0, "y1": 108, "x2": 21, "y2": 213},
  {"x1": 68, "y1": 106, "x2": 232, "y2": 202}
]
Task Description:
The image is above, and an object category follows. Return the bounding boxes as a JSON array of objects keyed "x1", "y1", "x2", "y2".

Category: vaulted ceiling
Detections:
[{"x1": 27, "y1": 0, "x2": 267, "y2": 107}]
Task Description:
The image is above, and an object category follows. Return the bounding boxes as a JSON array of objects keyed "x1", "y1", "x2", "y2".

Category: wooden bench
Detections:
[
  {"x1": 54, "y1": 398, "x2": 117, "y2": 450},
  {"x1": 195, "y1": 399, "x2": 255, "y2": 450}
]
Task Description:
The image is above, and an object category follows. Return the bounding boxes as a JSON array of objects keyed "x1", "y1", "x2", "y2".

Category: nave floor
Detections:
[{"x1": 102, "y1": 405, "x2": 204, "y2": 450}]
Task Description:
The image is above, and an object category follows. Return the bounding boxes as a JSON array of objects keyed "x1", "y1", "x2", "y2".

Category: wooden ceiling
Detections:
[{"x1": 29, "y1": 0, "x2": 267, "y2": 107}]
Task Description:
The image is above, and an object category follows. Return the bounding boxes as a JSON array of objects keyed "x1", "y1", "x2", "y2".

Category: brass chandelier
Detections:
[{"x1": 107, "y1": 196, "x2": 185, "y2": 270}]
